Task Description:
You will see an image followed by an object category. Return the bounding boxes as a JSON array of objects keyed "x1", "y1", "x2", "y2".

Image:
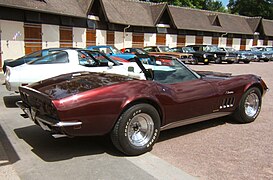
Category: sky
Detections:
[{"x1": 220, "y1": 0, "x2": 229, "y2": 7}]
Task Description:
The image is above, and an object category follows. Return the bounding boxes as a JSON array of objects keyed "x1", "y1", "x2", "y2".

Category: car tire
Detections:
[
  {"x1": 192, "y1": 59, "x2": 198, "y2": 65},
  {"x1": 215, "y1": 58, "x2": 222, "y2": 64},
  {"x1": 264, "y1": 59, "x2": 269, "y2": 62},
  {"x1": 233, "y1": 87, "x2": 262, "y2": 123},
  {"x1": 227, "y1": 61, "x2": 233, "y2": 64},
  {"x1": 111, "y1": 104, "x2": 160, "y2": 155},
  {"x1": 244, "y1": 61, "x2": 250, "y2": 64},
  {"x1": 204, "y1": 62, "x2": 209, "y2": 65}
]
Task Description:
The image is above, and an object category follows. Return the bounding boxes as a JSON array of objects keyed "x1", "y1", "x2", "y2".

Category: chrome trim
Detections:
[
  {"x1": 36, "y1": 116, "x2": 82, "y2": 127},
  {"x1": 160, "y1": 112, "x2": 232, "y2": 131},
  {"x1": 52, "y1": 134, "x2": 68, "y2": 138}
]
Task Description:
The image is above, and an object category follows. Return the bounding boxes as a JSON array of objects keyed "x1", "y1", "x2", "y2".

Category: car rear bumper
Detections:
[{"x1": 17, "y1": 101, "x2": 82, "y2": 134}]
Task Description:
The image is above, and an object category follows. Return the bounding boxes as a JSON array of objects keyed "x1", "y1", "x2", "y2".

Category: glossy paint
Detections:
[{"x1": 20, "y1": 69, "x2": 268, "y2": 137}]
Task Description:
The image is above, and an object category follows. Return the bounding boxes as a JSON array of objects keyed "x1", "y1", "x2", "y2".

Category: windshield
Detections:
[
  {"x1": 158, "y1": 46, "x2": 171, "y2": 52},
  {"x1": 265, "y1": 47, "x2": 273, "y2": 51},
  {"x1": 111, "y1": 47, "x2": 121, "y2": 54},
  {"x1": 78, "y1": 50, "x2": 118, "y2": 67},
  {"x1": 226, "y1": 47, "x2": 236, "y2": 52},
  {"x1": 141, "y1": 59, "x2": 200, "y2": 84},
  {"x1": 28, "y1": 51, "x2": 69, "y2": 64},
  {"x1": 182, "y1": 47, "x2": 195, "y2": 53},
  {"x1": 204, "y1": 45, "x2": 221, "y2": 52}
]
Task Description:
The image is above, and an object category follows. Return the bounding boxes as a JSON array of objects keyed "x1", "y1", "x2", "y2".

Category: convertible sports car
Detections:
[
  {"x1": 17, "y1": 58, "x2": 268, "y2": 155},
  {"x1": 5, "y1": 49, "x2": 140, "y2": 92}
]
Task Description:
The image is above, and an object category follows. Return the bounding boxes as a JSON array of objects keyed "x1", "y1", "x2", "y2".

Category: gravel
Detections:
[{"x1": 151, "y1": 62, "x2": 273, "y2": 180}]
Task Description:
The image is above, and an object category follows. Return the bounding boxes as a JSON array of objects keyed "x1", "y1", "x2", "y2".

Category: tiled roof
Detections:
[{"x1": 262, "y1": 19, "x2": 273, "y2": 37}]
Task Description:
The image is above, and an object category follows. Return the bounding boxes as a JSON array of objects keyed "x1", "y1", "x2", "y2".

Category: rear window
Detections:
[{"x1": 28, "y1": 51, "x2": 69, "y2": 64}]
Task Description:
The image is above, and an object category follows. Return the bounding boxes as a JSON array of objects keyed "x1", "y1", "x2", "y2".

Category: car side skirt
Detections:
[{"x1": 161, "y1": 112, "x2": 232, "y2": 131}]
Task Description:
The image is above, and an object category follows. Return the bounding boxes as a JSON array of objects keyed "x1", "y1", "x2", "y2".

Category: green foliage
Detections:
[
  {"x1": 140, "y1": 0, "x2": 228, "y2": 12},
  {"x1": 228, "y1": 0, "x2": 273, "y2": 20}
]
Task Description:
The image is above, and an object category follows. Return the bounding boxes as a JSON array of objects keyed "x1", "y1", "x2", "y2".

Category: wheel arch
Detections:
[
  {"x1": 244, "y1": 83, "x2": 265, "y2": 96},
  {"x1": 118, "y1": 98, "x2": 164, "y2": 126}
]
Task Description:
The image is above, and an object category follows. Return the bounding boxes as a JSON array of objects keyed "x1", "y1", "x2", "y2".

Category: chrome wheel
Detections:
[
  {"x1": 127, "y1": 113, "x2": 154, "y2": 147},
  {"x1": 244, "y1": 92, "x2": 260, "y2": 117}
]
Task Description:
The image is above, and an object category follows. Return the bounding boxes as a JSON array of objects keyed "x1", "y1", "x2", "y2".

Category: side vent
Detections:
[{"x1": 220, "y1": 97, "x2": 235, "y2": 109}]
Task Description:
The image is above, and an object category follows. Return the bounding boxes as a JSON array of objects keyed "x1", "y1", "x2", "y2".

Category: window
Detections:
[
  {"x1": 29, "y1": 51, "x2": 69, "y2": 64},
  {"x1": 153, "y1": 60, "x2": 198, "y2": 84},
  {"x1": 78, "y1": 50, "x2": 116, "y2": 67}
]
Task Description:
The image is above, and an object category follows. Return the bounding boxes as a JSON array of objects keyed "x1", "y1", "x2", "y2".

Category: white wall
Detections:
[
  {"x1": 268, "y1": 40, "x2": 273, "y2": 46},
  {"x1": 144, "y1": 33, "x2": 156, "y2": 46},
  {"x1": 166, "y1": 34, "x2": 177, "y2": 48},
  {"x1": 42, "y1": 24, "x2": 59, "y2": 48},
  {"x1": 185, "y1": 35, "x2": 195, "y2": 46},
  {"x1": 257, "y1": 39, "x2": 263, "y2": 46},
  {"x1": 96, "y1": 30, "x2": 106, "y2": 45},
  {"x1": 203, "y1": 36, "x2": 212, "y2": 45},
  {"x1": 246, "y1": 39, "x2": 253, "y2": 50},
  {"x1": 114, "y1": 31, "x2": 123, "y2": 49},
  {"x1": 124, "y1": 32, "x2": 132, "y2": 48},
  {"x1": 0, "y1": 20, "x2": 24, "y2": 60},
  {"x1": 219, "y1": 37, "x2": 227, "y2": 47},
  {"x1": 232, "y1": 38, "x2": 241, "y2": 50},
  {"x1": 73, "y1": 27, "x2": 86, "y2": 48}
]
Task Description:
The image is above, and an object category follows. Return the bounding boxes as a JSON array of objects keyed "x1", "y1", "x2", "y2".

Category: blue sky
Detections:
[{"x1": 220, "y1": 0, "x2": 229, "y2": 7}]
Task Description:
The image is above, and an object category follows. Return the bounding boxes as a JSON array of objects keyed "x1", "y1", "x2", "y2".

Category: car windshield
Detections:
[
  {"x1": 251, "y1": 47, "x2": 265, "y2": 51},
  {"x1": 78, "y1": 50, "x2": 118, "y2": 67},
  {"x1": 28, "y1": 51, "x2": 69, "y2": 64},
  {"x1": 142, "y1": 59, "x2": 200, "y2": 84},
  {"x1": 158, "y1": 46, "x2": 171, "y2": 52},
  {"x1": 226, "y1": 47, "x2": 236, "y2": 52},
  {"x1": 111, "y1": 47, "x2": 121, "y2": 54},
  {"x1": 265, "y1": 47, "x2": 273, "y2": 51},
  {"x1": 182, "y1": 47, "x2": 195, "y2": 52},
  {"x1": 135, "y1": 48, "x2": 148, "y2": 54},
  {"x1": 204, "y1": 45, "x2": 221, "y2": 52}
]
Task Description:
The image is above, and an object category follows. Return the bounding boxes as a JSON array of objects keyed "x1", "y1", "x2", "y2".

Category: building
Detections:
[{"x1": 0, "y1": 0, "x2": 273, "y2": 71}]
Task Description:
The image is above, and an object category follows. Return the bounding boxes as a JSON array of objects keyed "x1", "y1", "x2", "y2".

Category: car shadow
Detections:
[
  {"x1": 3, "y1": 95, "x2": 21, "y2": 108},
  {"x1": 0, "y1": 125, "x2": 20, "y2": 166},
  {"x1": 157, "y1": 116, "x2": 235, "y2": 143},
  {"x1": 14, "y1": 125, "x2": 123, "y2": 162}
]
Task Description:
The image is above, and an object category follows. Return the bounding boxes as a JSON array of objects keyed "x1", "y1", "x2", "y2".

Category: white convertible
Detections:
[{"x1": 5, "y1": 49, "x2": 143, "y2": 92}]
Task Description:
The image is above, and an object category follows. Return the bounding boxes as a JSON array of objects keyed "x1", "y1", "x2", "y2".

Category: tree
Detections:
[
  {"x1": 139, "y1": 0, "x2": 227, "y2": 12},
  {"x1": 228, "y1": 0, "x2": 273, "y2": 20}
]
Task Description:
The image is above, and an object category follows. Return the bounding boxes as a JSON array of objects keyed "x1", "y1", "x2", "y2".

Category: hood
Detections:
[
  {"x1": 196, "y1": 71, "x2": 232, "y2": 78},
  {"x1": 29, "y1": 72, "x2": 133, "y2": 99}
]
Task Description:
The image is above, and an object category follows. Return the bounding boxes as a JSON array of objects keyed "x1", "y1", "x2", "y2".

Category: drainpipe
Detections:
[
  {"x1": 221, "y1": 32, "x2": 227, "y2": 46},
  {"x1": 123, "y1": 25, "x2": 130, "y2": 48}
]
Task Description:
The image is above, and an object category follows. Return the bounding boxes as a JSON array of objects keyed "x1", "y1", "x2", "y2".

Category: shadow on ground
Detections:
[
  {"x1": 3, "y1": 95, "x2": 21, "y2": 108},
  {"x1": 14, "y1": 125, "x2": 123, "y2": 162}
]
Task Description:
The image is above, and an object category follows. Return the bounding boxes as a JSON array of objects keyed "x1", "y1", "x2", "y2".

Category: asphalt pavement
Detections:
[{"x1": 0, "y1": 72, "x2": 196, "y2": 179}]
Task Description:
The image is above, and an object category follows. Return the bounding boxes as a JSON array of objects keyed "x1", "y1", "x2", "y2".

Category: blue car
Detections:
[
  {"x1": 86, "y1": 45, "x2": 136, "y2": 61},
  {"x1": 2, "y1": 48, "x2": 67, "y2": 73},
  {"x1": 250, "y1": 47, "x2": 272, "y2": 62}
]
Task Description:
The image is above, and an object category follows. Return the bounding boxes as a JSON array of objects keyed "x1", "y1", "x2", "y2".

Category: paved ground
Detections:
[
  {"x1": 1, "y1": 62, "x2": 273, "y2": 179},
  {"x1": 0, "y1": 72, "x2": 195, "y2": 180},
  {"x1": 152, "y1": 62, "x2": 273, "y2": 180}
]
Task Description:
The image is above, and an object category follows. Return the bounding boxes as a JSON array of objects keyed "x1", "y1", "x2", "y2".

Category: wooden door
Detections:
[
  {"x1": 227, "y1": 38, "x2": 233, "y2": 47},
  {"x1": 60, "y1": 26, "x2": 73, "y2": 48},
  {"x1": 177, "y1": 35, "x2": 186, "y2": 47},
  {"x1": 212, "y1": 37, "x2": 219, "y2": 46},
  {"x1": 86, "y1": 29, "x2": 96, "y2": 47},
  {"x1": 106, "y1": 31, "x2": 114, "y2": 46},
  {"x1": 240, "y1": 38, "x2": 246, "y2": 50},
  {"x1": 195, "y1": 36, "x2": 203, "y2": 45},
  {"x1": 156, "y1": 34, "x2": 166, "y2": 45},
  {"x1": 132, "y1": 33, "x2": 144, "y2": 48},
  {"x1": 24, "y1": 23, "x2": 42, "y2": 55}
]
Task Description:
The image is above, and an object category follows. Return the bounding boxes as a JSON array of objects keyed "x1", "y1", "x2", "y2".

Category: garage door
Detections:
[
  {"x1": 60, "y1": 26, "x2": 73, "y2": 48},
  {"x1": 106, "y1": 31, "x2": 114, "y2": 46},
  {"x1": 86, "y1": 29, "x2": 96, "y2": 46},
  {"x1": 24, "y1": 23, "x2": 42, "y2": 55},
  {"x1": 240, "y1": 38, "x2": 246, "y2": 50},
  {"x1": 156, "y1": 34, "x2": 166, "y2": 45},
  {"x1": 132, "y1": 33, "x2": 144, "y2": 48},
  {"x1": 177, "y1": 35, "x2": 186, "y2": 46},
  {"x1": 212, "y1": 37, "x2": 219, "y2": 45}
]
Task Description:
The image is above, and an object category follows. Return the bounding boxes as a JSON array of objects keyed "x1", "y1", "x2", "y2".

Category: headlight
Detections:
[
  {"x1": 214, "y1": 54, "x2": 217, "y2": 58},
  {"x1": 254, "y1": 55, "x2": 258, "y2": 59},
  {"x1": 203, "y1": 54, "x2": 207, "y2": 58},
  {"x1": 262, "y1": 54, "x2": 266, "y2": 58}
]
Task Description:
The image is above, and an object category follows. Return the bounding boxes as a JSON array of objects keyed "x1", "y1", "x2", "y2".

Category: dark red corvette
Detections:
[{"x1": 17, "y1": 58, "x2": 268, "y2": 155}]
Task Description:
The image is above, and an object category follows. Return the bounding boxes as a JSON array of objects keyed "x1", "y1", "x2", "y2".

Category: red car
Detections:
[{"x1": 17, "y1": 58, "x2": 268, "y2": 155}]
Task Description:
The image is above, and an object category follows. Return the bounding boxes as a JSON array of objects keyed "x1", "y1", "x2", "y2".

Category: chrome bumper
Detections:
[{"x1": 16, "y1": 101, "x2": 82, "y2": 130}]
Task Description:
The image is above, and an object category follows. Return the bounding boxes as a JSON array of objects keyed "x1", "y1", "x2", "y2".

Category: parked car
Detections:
[
  {"x1": 171, "y1": 46, "x2": 213, "y2": 65},
  {"x1": 120, "y1": 48, "x2": 156, "y2": 65},
  {"x1": 2, "y1": 48, "x2": 67, "y2": 73},
  {"x1": 251, "y1": 46, "x2": 273, "y2": 61},
  {"x1": 87, "y1": 45, "x2": 136, "y2": 61},
  {"x1": 250, "y1": 47, "x2": 271, "y2": 62},
  {"x1": 17, "y1": 57, "x2": 268, "y2": 155},
  {"x1": 219, "y1": 47, "x2": 252, "y2": 64},
  {"x1": 143, "y1": 45, "x2": 195, "y2": 64},
  {"x1": 5, "y1": 49, "x2": 141, "y2": 92},
  {"x1": 187, "y1": 45, "x2": 237, "y2": 64}
]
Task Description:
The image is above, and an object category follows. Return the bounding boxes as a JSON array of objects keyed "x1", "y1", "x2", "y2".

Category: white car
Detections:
[{"x1": 5, "y1": 49, "x2": 143, "y2": 92}]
